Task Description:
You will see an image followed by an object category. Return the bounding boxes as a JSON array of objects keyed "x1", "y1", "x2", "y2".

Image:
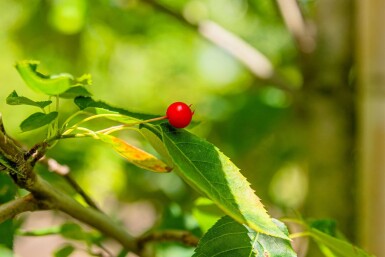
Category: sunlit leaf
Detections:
[
  {"x1": 16, "y1": 227, "x2": 61, "y2": 237},
  {"x1": 15, "y1": 60, "x2": 90, "y2": 95},
  {"x1": 6, "y1": 91, "x2": 52, "y2": 108},
  {"x1": 74, "y1": 96, "x2": 159, "y2": 120},
  {"x1": 54, "y1": 244, "x2": 75, "y2": 257},
  {"x1": 20, "y1": 112, "x2": 58, "y2": 132},
  {"x1": 0, "y1": 245, "x2": 14, "y2": 257},
  {"x1": 97, "y1": 133, "x2": 172, "y2": 173},
  {"x1": 253, "y1": 219, "x2": 297, "y2": 257},
  {"x1": 310, "y1": 228, "x2": 374, "y2": 257},
  {"x1": 59, "y1": 86, "x2": 92, "y2": 99},
  {"x1": 15, "y1": 61, "x2": 72, "y2": 95},
  {"x1": 144, "y1": 123, "x2": 289, "y2": 240},
  {"x1": 193, "y1": 216, "x2": 296, "y2": 257}
]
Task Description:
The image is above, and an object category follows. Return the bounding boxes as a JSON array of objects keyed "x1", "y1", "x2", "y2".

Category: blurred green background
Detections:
[{"x1": 0, "y1": 0, "x2": 358, "y2": 256}]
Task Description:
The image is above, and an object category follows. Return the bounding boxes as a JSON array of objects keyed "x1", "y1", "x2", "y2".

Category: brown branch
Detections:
[
  {"x1": 275, "y1": 0, "x2": 315, "y2": 53},
  {"x1": 138, "y1": 230, "x2": 199, "y2": 252},
  {"x1": 0, "y1": 118, "x2": 139, "y2": 254},
  {"x1": 29, "y1": 175, "x2": 139, "y2": 253},
  {"x1": 0, "y1": 194, "x2": 40, "y2": 224}
]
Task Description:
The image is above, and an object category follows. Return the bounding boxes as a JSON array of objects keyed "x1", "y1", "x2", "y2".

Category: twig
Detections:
[
  {"x1": 140, "y1": 0, "x2": 296, "y2": 92},
  {"x1": 137, "y1": 230, "x2": 199, "y2": 252},
  {"x1": 40, "y1": 157, "x2": 101, "y2": 211},
  {"x1": 0, "y1": 125, "x2": 139, "y2": 254},
  {"x1": 275, "y1": 0, "x2": 315, "y2": 53},
  {"x1": 29, "y1": 176, "x2": 139, "y2": 254},
  {"x1": 0, "y1": 194, "x2": 40, "y2": 224}
]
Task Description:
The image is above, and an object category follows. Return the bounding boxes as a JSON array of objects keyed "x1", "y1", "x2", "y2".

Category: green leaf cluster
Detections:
[{"x1": 193, "y1": 215, "x2": 296, "y2": 257}]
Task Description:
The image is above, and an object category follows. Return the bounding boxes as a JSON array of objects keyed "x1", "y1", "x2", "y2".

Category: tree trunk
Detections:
[
  {"x1": 357, "y1": 1, "x2": 385, "y2": 256},
  {"x1": 300, "y1": 0, "x2": 355, "y2": 254}
]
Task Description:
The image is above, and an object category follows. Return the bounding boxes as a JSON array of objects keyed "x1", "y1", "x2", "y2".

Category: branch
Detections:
[
  {"x1": 276, "y1": 0, "x2": 315, "y2": 53},
  {"x1": 138, "y1": 230, "x2": 199, "y2": 251},
  {"x1": 141, "y1": 0, "x2": 296, "y2": 92},
  {"x1": 40, "y1": 157, "x2": 101, "y2": 211},
  {"x1": 0, "y1": 119, "x2": 139, "y2": 254},
  {"x1": 0, "y1": 194, "x2": 40, "y2": 224},
  {"x1": 29, "y1": 176, "x2": 139, "y2": 253}
]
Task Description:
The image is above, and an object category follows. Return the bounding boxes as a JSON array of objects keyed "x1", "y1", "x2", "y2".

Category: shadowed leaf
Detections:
[
  {"x1": 74, "y1": 96, "x2": 158, "y2": 120},
  {"x1": 20, "y1": 112, "x2": 58, "y2": 132},
  {"x1": 193, "y1": 216, "x2": 296, "y2": 257},
  {"x1": 54, "y1": 244, "x2": 75, "y2": 257},
  {"x1": 6, "y1": 91, "x2": 52, "y2": 108},
  {"x1": 59, "y1": 86, "x2": 92, "y2": 99},
  {"x1": 310, "y1": 228, "x2": 374, "y2": 257}
]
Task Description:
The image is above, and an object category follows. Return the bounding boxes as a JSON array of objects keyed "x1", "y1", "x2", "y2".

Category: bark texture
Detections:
[
  {"x1": 357, "y1": 1, "x2": 385, "y2": 256},
  {"x1": 300, "y1": 0, "x2": 355, "y2": 254}
]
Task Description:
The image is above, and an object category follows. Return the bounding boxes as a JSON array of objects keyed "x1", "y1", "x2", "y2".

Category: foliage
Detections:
[
  {"x1": 0, "y1": 62, "x2": 372, "y2": 257},
  {"x1": 192, "y1": 216, "x2": 296, "y2": 257},
  {"x1": 0, "y1": 0, "x2": 371, "y2": 256}
]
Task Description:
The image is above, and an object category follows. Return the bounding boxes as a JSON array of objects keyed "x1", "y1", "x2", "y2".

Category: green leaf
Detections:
[
  {"x1": 60, "y1": 223, "x2": 87, "y2": 241},
  {"x1": 6, "y1": 91, "x2": 52, "y2": 108},
  {"x1": 54, "y1": 245, "x2": 75, "y2": 257},
  {"x1": 0, "y1": 245, "x2": 14, "y2": 257},
  {"x1": 15, "y1": 60, "x2": 72, "y2": 95},
  {"x1": 192, "y1": 216, "x2": 296, "y2": 257},
  {"x1": 308, "y1": 219, "x2": 337, "y2": 237},
  {"x1": 20, "y1": 112, "x2": 58, "y2": 132},
  {"x1": 16, "y1": 227, "x2": 61, "y2": 237},
  {"x1": 74, "y1": 96, "x2": 159, "y2": 120},
  {"x1": 96, "y1": 133, "x2": 172, "y2": 173},
  {"x1": 253, "y1": 219, "x2": 297, "y2": 257},
  {"x1": 15, "y1": 60, "x2": 91, "y2": 95},
  {"x1": 145, "y1": 123, "x2": 289, "y2": 240},
  {"x1": 53, "y1": 223, "x2": 102, "y2": 246},
  {"x1": 59, "y1": 86, "x2": 92, "y2": 99},
  {"x1": 310, "y1": 228, "x2": 374, "y2": 257},
  {"x1": 0, "y1": 174, "x2": 17, "y2": 249}
]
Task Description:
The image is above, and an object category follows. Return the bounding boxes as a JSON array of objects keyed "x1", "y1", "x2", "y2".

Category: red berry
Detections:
[{"x1": 166, "y1": 102, "x2": 194, "y2": 128}]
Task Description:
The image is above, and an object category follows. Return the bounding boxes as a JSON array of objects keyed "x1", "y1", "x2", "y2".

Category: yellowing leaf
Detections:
[{"x1": 96, "y1": 133, "x2": 172, "y2": 173}]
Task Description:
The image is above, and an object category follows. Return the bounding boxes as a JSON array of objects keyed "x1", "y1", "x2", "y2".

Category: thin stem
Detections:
[
  {"x1": 138, "y1": 230, "x2": 199, "y2": 252},
  {"x1": 290, "y1": 231, "x2": 311, "y2": 239},
  {"x1": 39, "y1": 157, "x2": 102, "y2": 212},
  {"x1": 64, "y1": 113, "x2": 133, "y2": 134},
  {"x1": 17, "y1": 227, "x2": 61, "y2": 237},
  {"x1": 50, "y1": 115, "x2": 167, "y2": 144},
  {"x1": 63, "y1": 175, "x2": 101, "y2": 211},
  {"x1": 0, "y1": 194, "x2": 40, "y2": 224},
  {"x1": 61, "y1": 110, "x2": 88, "y2": 131},
  {"x1": 280, "y1": 218, "x2": 307, "y2": 226},
  {"x1": 96, "y1": 116, "x2": 167, "y2": 135}
]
